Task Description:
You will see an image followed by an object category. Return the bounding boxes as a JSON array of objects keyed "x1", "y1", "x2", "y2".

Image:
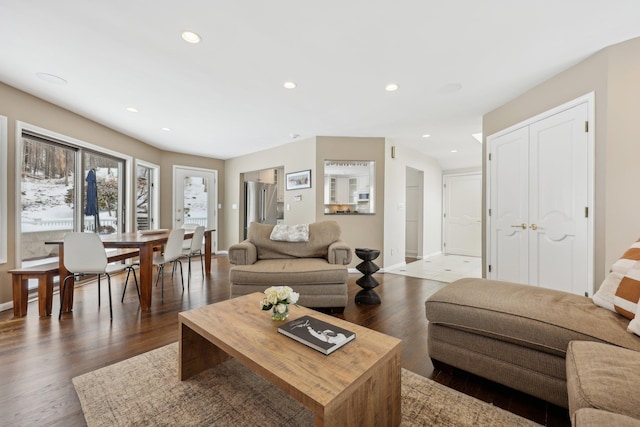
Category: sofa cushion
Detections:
[
  {"x1": 248, "y1": 221, "x2": 341, "y2": 260},
  {"x1": 425, "y1": 278, "x2": 640, "y2": 356},
  {"x1": 566, "y1": 341, "x2": 640, "y2": 420},
  {"x1": 230, "y1": 258, "x2": 347, "y2": 285}
]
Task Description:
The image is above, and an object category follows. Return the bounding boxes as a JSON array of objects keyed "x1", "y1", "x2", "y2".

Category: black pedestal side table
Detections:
[{"x1": 354, "y1": 248, "x2": 381, "y2": 305}]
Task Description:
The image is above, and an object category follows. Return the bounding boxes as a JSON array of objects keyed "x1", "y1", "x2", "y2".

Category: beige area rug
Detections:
[{"x1": 73, "y1": 343, "x2": 540, "y2": 426}]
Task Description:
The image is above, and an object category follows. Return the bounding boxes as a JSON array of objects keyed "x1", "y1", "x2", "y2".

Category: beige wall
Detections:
[
  {"x1": 223, "y1": 137, "x2": 317, "y2": 249},
  {"x1": 483, "y1": 36, "x2": 640, "y2": 286},
  {"x1": 0, "y1": 82, "x2": 223, "y2": 307},
  {"x1": 223, "y1": 136, "x2": 386, "y2": 269},
  {"x1": 604, "y1": 38, "x2": 640, "y2": 281}
]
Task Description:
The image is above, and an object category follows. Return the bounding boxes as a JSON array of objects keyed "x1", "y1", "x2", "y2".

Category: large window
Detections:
[
  {"x1": 83, "y1": 151, "x2": 124, "y2": 233},
  {"x1": 19, "y1": 129, "x2": 127, "y2": 279}
]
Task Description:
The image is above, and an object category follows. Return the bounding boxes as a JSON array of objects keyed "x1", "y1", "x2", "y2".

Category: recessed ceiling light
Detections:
[
  {"x1": 422, "y1": 134, "x2": 431, "y2": 139},
  {"x1": 181, "y1": 30, "x2": 201, "y2": 44},
  {"x1": 472, "y1": 133, "x2": 483, "y2": 143},
  {"x1": 126, "y1": 107, "x2": 139, "y2": 113},
  {"x1": 385, "y1": 83, "x2": 399, "y2": 92},
  {"x1": 289, "y1": 133, "x2": 300, "y2": 139},
  {"x1": 162, "y1": 127, "x2": 171, "y2": 132},
  {"x1": 36, "y1": 72, "x2": 67, "y2": 85},
  {"x1": 450, "y1": 149, "x2": 458, "y2": 153},
  {"x1": 283, "y1": 81, "x2": 297, "y2": 89}
]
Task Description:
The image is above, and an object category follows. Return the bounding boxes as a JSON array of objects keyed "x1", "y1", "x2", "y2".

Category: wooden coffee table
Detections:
[{"x1": 178, "y1": 293, "x2": 402, "y2": 426}]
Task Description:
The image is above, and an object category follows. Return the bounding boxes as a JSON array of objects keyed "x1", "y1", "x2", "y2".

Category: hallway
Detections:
[{"x1": 387, "y1": 254, "x2": 482, "y2": 283}]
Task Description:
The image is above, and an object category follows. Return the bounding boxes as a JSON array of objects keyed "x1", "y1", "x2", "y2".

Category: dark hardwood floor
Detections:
[{"x1": 0, "y1": 255, "x2": 570, "y2": 426}]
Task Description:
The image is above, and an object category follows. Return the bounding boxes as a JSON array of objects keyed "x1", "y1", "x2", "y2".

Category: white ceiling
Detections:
[{"x1": 1, "y1": 1, "x2": 640, "y2": 170}]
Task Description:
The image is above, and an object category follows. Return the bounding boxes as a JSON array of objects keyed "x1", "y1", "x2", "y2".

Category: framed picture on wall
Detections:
[{"x1": 286, "y1": 169, "x2": 312, "y2": 190}]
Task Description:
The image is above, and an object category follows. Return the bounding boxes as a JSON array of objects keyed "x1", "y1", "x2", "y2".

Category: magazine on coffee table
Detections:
[{"x1": 278, "y1": 315, "x2": 356, "y2": 355}]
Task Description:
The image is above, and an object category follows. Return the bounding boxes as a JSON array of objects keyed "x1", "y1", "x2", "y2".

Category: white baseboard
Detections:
[
  {"x1": 424, "y1": 251, "x2": 443, "y2": 259},
  {"x1": 380, "y1": 261, "x2": 406, "y2": 273},
  {"x1": 0, "y1": 300, "x2": 13, "y2": 313}
]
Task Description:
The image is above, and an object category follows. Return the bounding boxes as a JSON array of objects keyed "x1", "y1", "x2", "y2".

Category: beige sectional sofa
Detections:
[
  {"x1": 228, "y1": 221, "x2": 352, "y2": 310},
  {"x1": 566, "y1": 341, "x2": 640, "y2": 426},
  {"x1": 425, "y1": 278, "x2": 640, "y2": 410}
]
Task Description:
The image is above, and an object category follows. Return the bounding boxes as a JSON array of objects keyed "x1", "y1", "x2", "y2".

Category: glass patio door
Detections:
[
  {"x1": 173, "y1": 166, "x2": 218, "y2": 250},
  {"x1": 135, "y1": 162, "x2": 159, "y2": 231}
]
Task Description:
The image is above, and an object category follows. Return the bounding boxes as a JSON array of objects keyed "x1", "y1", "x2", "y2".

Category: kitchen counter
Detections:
[{"x1": 324, "y1": 212, "x2": 374, "y2": 215}]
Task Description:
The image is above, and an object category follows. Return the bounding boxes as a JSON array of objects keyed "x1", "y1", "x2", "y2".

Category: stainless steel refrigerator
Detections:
[{"x1": 244, "y1": 181, "x2": 278, "y2": 238}]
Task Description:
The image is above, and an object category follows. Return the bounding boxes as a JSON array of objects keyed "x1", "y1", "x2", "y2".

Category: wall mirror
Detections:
[{"x1": 323, "y1": 160, "x2": 375, "y2": 214}]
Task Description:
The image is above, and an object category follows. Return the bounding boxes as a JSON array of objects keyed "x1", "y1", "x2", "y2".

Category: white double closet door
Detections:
[{"x1": 487, "y1": 99, "x2": 592, "y2": 296}]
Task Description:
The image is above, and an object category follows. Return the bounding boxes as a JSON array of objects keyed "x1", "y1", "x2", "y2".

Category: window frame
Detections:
[
  {"x1": 0, "y1": 115, "x2": 7, "y2": 264},
  {"x1": 15, "y1": 121, "x2": 133, "y2": 266}
]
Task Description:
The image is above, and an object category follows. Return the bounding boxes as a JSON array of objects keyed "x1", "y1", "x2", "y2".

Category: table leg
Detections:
[
  {"x1": 179, "y1": 321, "x2": 229, "y2": 380},
  {"x1": 318, "y1": 350, "x2": 401, "y2": 427},
  {"x1": 38, "y1": 273, "x2": 54, "y2": 317},
  {"x1": 12, "y1": 275, "x2": 28, "y2": 317},
  {"x1": 204, "y1": 230, "x2": 212, "y2": 274},
  {"x1": 138, "y1": 244, "x2": 154, "y2": 311}
]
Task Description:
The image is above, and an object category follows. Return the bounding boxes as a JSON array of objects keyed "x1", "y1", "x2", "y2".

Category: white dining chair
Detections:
[
  {"x1": 58, "y1": 232, "x2": 123, "y2": 320},
  {"x1": 121, "y1": 263, "x2": 140, "y2": 303},
  {"x1": 154, "y1": 228, "x2": 185, "y2": 302},
  {"x1": 178, "y1": 225, "x2": 205, "y2": 288}
]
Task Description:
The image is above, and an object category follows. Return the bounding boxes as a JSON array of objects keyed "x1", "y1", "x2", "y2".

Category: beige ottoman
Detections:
[{"x1": 566, "y1": 341, "x2": 640, "y2": 425}]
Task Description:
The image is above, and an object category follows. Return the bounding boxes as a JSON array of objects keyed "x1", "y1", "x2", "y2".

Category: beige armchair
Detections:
[{"x1": 228, "y1": 221, "x2": 352, "y2": 311}]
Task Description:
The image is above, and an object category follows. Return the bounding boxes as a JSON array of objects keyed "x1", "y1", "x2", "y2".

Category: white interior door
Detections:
[
  {"x1": 443, "y1": 173, "x2": 482, "y2": 257},
  {"x1": 489, "y1": 127, "x2": 529, "y2": 283},
  {"x1": 528, "y1": 103, "x2": 589, "y2": 294},
  {"x1": 174, "y1": 166, "x2": 218, "y2": 251},
  {"x1": 488, "y1": 100, "x2": 591, "y2": 295},
  {"x1": 405, "y1": 167, "x2": 423, "y2": 258}
]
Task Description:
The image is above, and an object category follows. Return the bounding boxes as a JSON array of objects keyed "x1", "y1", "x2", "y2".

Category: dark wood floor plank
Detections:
[{"x1": 0, "y1": 255, "x2": 569, "y2": 426}]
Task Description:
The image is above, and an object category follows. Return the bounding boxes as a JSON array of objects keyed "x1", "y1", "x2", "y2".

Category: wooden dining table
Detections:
[{"x1": 46, "y1": 228, "x2": 215, "y2": 312}]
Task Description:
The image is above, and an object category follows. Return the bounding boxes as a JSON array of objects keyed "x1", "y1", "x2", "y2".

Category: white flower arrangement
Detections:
[{"x1": 260, "y1": 286, "x2": 299, "y2": 314}]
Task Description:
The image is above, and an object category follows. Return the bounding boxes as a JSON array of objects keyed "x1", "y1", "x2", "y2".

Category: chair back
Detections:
[
  {"x1": 189, "y1": 226, "x2": 205, "y2": 253},
  {"x1": 63, "y1": 232, "x2": 108, "y2": 274},
  {"x1": 163, "y1": 228, "x2": 186, "y2": 261},
  {"x1": 181, "y1": 223, "x2": 197, "y2": 249}
]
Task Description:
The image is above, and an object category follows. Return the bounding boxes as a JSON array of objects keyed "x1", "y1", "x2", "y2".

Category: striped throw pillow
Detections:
[
  {"x1": 628, "y1": 304, "x2": 640, "y2": 336},
  {"x1": 614, "y1": 263, "x2": 640, "y2": 319},
  {"x1": 612, "y1": 242, "x2": 640, "y2": 273},
  {"x1": 593, "y1": 238, "x2": 640, "y2": 312}
]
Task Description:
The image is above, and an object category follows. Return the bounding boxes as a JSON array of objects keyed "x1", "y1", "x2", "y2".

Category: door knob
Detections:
[
  {"x1": 511, "y1": 224, "x2": 526, "y2": 230},
  {"x1": 530, "y1": 224, "x2": 537, "y2": 230}
]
